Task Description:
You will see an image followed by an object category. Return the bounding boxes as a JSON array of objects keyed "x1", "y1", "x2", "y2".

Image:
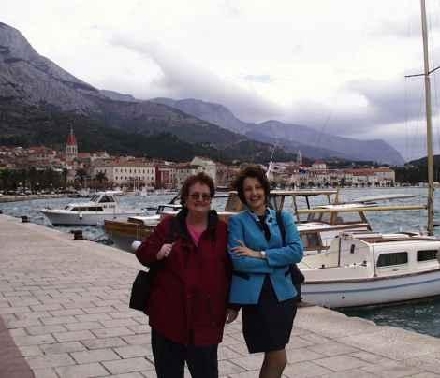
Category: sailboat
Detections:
[{"x1": 298, "y1": 0, "x2": 440, "y2": 308}]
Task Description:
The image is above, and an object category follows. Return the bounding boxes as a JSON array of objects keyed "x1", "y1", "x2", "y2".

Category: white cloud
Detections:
[{"x1": 3, "y1": 0, "x2": 440, "y2": 159}]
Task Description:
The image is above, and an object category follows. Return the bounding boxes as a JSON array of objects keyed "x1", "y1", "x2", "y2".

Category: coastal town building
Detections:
[
  {"x1": 155, "y1": 163, "x2": 176, "y2": 189},
  {"x1": 92, "y1": 158, "x2": 156, "y2": 189},
  {"x1": 175, "y1": 163, "x2": 199, "y2": 188},
  {"x1": 190, "y1": 156, "x2": 217, "y2": 183},
  {"x1": 0, "y1": 130, "x2": 398, "y2": 191}
]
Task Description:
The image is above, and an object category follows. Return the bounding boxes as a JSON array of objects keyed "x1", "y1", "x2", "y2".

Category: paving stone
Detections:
[
  {"x1": 25, "y1": 353, "x2": 76, "y2": 369},
  {"x1": 6, "y1": 318, "x2": 43, "y2": 328},
  {"x1": 16, "y1": 311, "x2": 51, "y2": 320},
  {"x1": 114, "y1": 344, "x2": 153, "y2": 359},
  {"x1": 127, "y1": 324, "x2": 151, "y2": 334},
  {"x1": 286, "y1": 347, "x2": 324, "y2": 363},
  {"x1": 84, "y1": 306, "x2": 115, "y2": 314},
  {"x1": 122, "y1": 334, "x2": 151, "y2": 345},
  {"x1": 8, "y1": 327, "x2": 28, "y2": 337},
  {"x1": 102, "y1": 357, "x2": 154, "y2": 374},
  {"x1": 25, "y1": 324, "x2": 67, "y2": 336},
  {"x1": 99, "y1": 318, "x2": 139, "y2": 328},
  {"x1": 313, "y1": 355, "x2": 371, "y2": 372},
  {"x1": 54, "y1": 362, "x2": 109, "y2": 377},
  {"x1": 350, "y1": 351, "x2": 394, "y2": 364},
  {"x1": 53, "y1": 329, "x2": 96, "y2": 342},
  {"x1": 227, "y1": 371, "x2": 263, "y2": 378},
  {"x1": 76, "y1": 313, "x2": 112, "y2": 322},
  {"x1": 30, "y1": 303, "x2": 64, "y2": 312},
  {"x1": 404, "y1": 353, "x2": 440, "y2": 374},
  {"x1": 40, "y1": 341, "x2": 86, "y2": 354},
  {"x1": 82, "y1": 337, "x2": 128, "y2": 349},
  {"x1": 40, "y1": 315, "x2": 78, "y2": 326},
  {"x1": 18, "y1": 345, "x2": 44, "y2": 357},
  {"x1": 307, "y1": 341, "x2": 360, "y2": 357},
  {"x1": 284, "y1": 360, "x2": 332, "y2": 378},
  {"x1": 361, "y1": 361, "x2": 421, "y2": 378},
  {"x1": 92, "y1": 326, "x2": 135, "y2": 338},
  {"x1": 229, "y1": 354, "x2": 264, "y2": 370},
  {"x1": 50, "y1": 308, "x2": 85, "y2": 317},
  {"x1": 108, "y1": 311, "x2": 139, "y2": 319},
  {"x1": 0, "y1": 298, "x2": 11, "y2": 307},
  {"x1": 65, "y1": 321, "x2": 102, "y2": 331},
  {"x1": 32, "y1": 368, "x2": 59, "y2": 378},
  {"x1": 108, "y1": 373, "x2": 145, "y2": 378},
  {"x1": 338, "y1": 327, "x2": 440, "y2": 360},
  {"x1": 218, "y1": 359, "x2": 246, "y2": 375},
  {"x1": 63, "y1": 301, "x2": 97, "y2": 309},
  {"x1": 71, "y1": 348, "x2": 121, "y2": 363},
  {"x1": 319, "y1": 371, "x2": 377, "y2": 378},
  {"x1": 0, "y1": 306, "x2": 32, "y2": 314},
  {"x1": 225, "y1": 341, "x2": 249, "y2": 356},
  {"x1": 217, "y1": 345, "x2": 243, "y2": 360},
  {"x1": 12, "y1": 333, "x2": 55, "y2": 346}
]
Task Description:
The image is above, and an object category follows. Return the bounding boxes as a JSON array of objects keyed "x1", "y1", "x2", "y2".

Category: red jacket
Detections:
[{"x1": 136, "y1": 210, "x2": 231, "y2": 346}]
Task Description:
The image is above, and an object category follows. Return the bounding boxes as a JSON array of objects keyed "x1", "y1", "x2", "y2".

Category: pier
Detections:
[{"x1": 1, "y1": 214, "x2": 440, "y2": 377}]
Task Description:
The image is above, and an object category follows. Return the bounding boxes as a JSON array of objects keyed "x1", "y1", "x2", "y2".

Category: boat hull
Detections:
[
  {"x1": 302, "y1": 269, "x2": 440, "y2": 308},
  {"x1": 104, "y1": 220, "x2": 154, "y2": 252},
  {"x1": 41, "y1": 210, "x2": 144, "y2": 226}
]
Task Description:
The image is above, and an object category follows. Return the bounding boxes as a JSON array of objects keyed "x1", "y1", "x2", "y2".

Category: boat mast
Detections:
[{"x1": 420, "y1": 0, "x2": 435, "y2": 235}]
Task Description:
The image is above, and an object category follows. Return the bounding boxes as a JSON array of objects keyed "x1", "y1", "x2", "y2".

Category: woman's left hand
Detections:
[{"x1": 231, "y1": 240, "x2": 261, "y2": 258}]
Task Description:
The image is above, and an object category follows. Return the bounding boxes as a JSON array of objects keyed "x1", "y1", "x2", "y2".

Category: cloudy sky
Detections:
[{"x1": 4, "y1": 0, "x2": 440, "y2": 160}]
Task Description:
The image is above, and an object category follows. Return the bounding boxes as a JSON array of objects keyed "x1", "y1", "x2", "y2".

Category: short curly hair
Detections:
[
  {"x1": 231, "y1": 165, "x2": 271, "y2": 206},
  {"x1": 180, "y1": 172, "x2": 215, "y2": 206}
]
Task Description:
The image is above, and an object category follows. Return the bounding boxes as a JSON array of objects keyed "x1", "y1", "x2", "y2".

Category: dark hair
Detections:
[
  {"x1": 231, "y1": 165, "x2": 271, "y2": 206},
  {"x1": 180, "y1": 172, "x2": 215, "y2": 205}
]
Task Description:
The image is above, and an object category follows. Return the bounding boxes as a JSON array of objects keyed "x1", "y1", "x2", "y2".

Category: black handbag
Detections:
[
  {"x1": 276, "y1": 211, "x2": 305, "y2": 302},
  {"x1": 129, "y1": 268, "x2": 156, "y2": 314},
  {"x1": 129, "y1": 218, "x2": 178, "y2": 314}
]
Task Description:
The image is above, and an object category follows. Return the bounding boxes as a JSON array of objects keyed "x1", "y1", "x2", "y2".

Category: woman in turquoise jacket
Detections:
[{"x1": 227, "y1": 165, "x2": 303, "y2": 378}]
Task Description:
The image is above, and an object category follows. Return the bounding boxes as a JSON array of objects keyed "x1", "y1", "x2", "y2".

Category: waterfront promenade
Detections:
[{"x1": 1, "y1": 214, "x2": 440, "y2": 378}]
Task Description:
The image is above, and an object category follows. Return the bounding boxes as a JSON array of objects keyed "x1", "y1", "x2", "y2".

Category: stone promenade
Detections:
[{"x1": 1, "y1": 213, "x2": 440, "y2": 378}]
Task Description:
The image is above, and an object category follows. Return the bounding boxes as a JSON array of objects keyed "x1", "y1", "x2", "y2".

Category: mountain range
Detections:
[{"x1": 0, "y1": 22, "x2": 404, "y2": 165}]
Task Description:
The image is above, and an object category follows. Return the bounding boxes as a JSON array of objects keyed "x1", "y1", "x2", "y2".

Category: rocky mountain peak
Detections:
[
  {"x1": 0, "y1": 22, "x2": 98, "y2": 111},
  {"x1": 152, "y1": 97, "x2": 250, "y2": 134}
]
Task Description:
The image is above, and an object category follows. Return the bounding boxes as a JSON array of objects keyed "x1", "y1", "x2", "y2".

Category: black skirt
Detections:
[{"x1": 242, "y1": 276, "x2": 297, "y2": 354}]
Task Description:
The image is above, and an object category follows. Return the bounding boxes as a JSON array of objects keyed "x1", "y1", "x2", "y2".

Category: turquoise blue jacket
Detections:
[{"x1": 228, "y1": 209, "x2": 303, "y2": 305}]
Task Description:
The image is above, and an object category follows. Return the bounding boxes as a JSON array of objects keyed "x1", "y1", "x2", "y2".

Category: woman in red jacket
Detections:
[{"x1": 136, "y1": 172, "x2": 235, "y2": 378}]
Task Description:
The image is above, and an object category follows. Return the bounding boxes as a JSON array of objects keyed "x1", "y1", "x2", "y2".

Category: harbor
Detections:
[
  {"x1": 2, "y1": 213, "x2": 440, "y2": 377},
  {"x1": 2, "y1": 188, "x2": 440, "y2": 335}
]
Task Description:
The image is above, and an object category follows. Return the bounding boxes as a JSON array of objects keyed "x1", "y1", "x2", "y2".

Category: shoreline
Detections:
[{"x1": 0, "y1": 194, "x2": 65, "y2": 203}]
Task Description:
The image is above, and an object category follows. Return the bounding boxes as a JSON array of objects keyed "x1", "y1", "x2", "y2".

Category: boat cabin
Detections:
[
  {"x1": 301, "y1": 230, "x2": 440, "y2": 281},
  {"x1": 64, "y1": 192, "x2": 119, "y2": 212}
]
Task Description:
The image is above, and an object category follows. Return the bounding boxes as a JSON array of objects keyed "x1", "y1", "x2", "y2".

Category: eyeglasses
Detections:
[{"x1": 188, "y1": 193, "x2": 212, "y2": 201}]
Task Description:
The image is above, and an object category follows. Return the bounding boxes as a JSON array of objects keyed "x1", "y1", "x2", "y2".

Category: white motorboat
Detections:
[
  {"x1": 300, "y1": 231, "x2": 440, "y2": 308},
  {"x1": 41, "y1": 191, "x2": 145, "y2": 226}
]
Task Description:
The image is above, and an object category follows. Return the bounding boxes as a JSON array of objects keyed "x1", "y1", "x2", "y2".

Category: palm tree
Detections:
[
  {"x1": 94, "y1": 171, "x2": 108, "y2": 190},
  {"x1": 75, "y1": 168, "x2": 88, "y2": 188}
]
